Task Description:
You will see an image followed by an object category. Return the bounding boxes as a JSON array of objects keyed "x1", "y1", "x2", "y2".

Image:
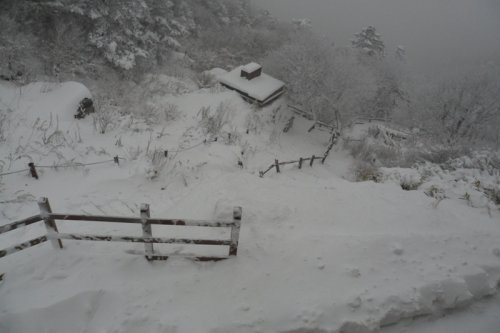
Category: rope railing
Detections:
[
  {"x1": 0, "y1": 156, "x2": 125, "y2": 179},
  {"x1": 0, "y1": 136, "x2": 223, "y2": 179}
]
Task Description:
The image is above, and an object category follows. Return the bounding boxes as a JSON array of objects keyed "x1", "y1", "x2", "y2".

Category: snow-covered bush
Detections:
[
  {"x1": 163, "y1": 103, "x2": 180, "y2": 122},
  {"x1": 353, "y1": 162, "x2": 382, "y2": 182},
  {"x1": 145, "y1": 148, "x2": 168, "y2": 180},
  {"x1": 425, "y1": 185, "x2": 446, "y2": 200},
  {"x1": 195, "y1": 72, "x2": 216, "y2": 88},
  {"x1": 483, "y1": 186, "x2": 500, "y2": 206},
  {"x1": 0, "y1": 109, "x2": 8, "y2": 143},
  {"x1": 399, "y1": 172, "x2": 422, "y2": 191},
  {"x1": 92, "y1": 97, "x2": 119, "y2": 134},
  {"x1": 344, "y1": 138, "x2": 399, "y2": 167},
  {"x1": 199, "y1": 102, "x2": 232, "y2": 138},
  {"x1": 142, "y1": 101, "x2": 179, "y2": 125}
]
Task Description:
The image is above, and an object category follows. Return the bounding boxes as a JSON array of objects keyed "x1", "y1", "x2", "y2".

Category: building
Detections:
[{"x1": 219, "y1": 62, "x2": 285, "y2": 107}]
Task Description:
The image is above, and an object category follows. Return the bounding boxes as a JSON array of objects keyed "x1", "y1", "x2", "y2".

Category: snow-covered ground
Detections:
[{"x1": 1, "y1": 81, "x2": 499, "y2": 333}]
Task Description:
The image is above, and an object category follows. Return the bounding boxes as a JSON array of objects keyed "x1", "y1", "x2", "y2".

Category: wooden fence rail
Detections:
[
  {"x1": 259, "y1": 129, "x2": 340, "y2": 178},
  {"x1": 259, "y1": 155, "x2": 324, "y2": 177},
  {"x1": 0, "y1": 197, "x2": 242, "y2": 262}
]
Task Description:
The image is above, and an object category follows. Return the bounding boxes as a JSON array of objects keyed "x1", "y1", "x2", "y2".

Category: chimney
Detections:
[{"x1": 240, "y1": 62, "x2": 262, "y2": 80}]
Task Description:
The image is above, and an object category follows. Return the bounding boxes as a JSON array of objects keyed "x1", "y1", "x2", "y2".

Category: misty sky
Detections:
[{"x1": 252, "y1": 0, "x2": 500, "y2": 73}]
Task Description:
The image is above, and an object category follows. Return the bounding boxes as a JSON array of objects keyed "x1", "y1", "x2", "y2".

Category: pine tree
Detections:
[
  {"x1": 395, "y1": 45, "x2": 406, "y2": 62},
  {"x1": 351, "y1": 26, "x2": 385, "y2": 57}
]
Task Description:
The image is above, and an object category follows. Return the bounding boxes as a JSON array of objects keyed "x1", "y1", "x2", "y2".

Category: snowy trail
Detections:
[
  {"x1": 382, "y1": 294, "x2": 500, "y2": 333},
  {"x1": 1, "y1": 81, "x2": 500, "y2": 333},
  {"x1": 2, "y1": 170, "x2": 500, "y2": 333}
]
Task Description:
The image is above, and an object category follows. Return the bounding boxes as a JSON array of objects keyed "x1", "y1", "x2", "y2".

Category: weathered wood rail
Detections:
[
  {"x1": 259, "y1": 131, "x2": 339, "y2": 177},
  {"x1": 0, "y1": 197, "x2": 242, "y2": 262},
  {"x1": 259, "y1": 155, "x2": 325, "y2": 177},
  {"x1": 288, "y1": 104, "x2": 314, "y2": 120}
]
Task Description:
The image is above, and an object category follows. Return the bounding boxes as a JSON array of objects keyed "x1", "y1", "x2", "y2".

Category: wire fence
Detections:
[
  {"x1": 0, "y1": 136, "x2": 221, "y2": 179},
  {"x1": 0, "y1": 157, "x2": 125, "y2": 179}
]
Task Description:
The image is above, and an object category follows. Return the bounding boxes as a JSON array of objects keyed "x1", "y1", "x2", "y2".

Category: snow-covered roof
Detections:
[
  {"x1": 219, "y1": 66, "x2": 285, "y2": 102},
  {"x1": 241, "y1": 62, "x2": 262, "y2": 73}
]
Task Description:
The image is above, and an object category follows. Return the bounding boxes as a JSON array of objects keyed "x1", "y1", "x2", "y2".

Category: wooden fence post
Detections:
[
  {"x1": 28, "y1": 163, "x2": 38, "y2": 179},
  {"x1": 298, "y1": 157, "x2": 303, "y2": 169},
  {"x1": 114, "y1": 156, "x2": 120, "y2": 165},
  {"x1": 229, "y1": 207, "x2": 242, "y2": 256},
  {"x1": 310, "y1": 155, "x2": 315, "y2": 167},
  {"x1": 37, "y1": 197, "x2": 63, "y2": 249},
  {"x1": 140, "y1": 203, "x2": 154, "y2": 261},
  {"x1": 275, "y1": 159, "x2": 280, "y2": 173}
]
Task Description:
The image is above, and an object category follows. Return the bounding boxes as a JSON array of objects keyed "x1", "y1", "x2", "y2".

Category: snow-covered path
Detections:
[
  {"x1": 383, "y1": 294, "x2": 500, "y2": 333},
  {"x1": 2, "y1": 169, "x2": 500, "y2": 333},
  {"x1": 1, "y1": 81, "x2": 500, "y2": 333}
]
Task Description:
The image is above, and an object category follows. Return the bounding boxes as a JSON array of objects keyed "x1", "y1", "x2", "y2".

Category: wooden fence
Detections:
[
  {"x1": 259, "y1": 131, "x2": 339, "y2": 178},
  {"x1": 259, "y1": 155, "x2": 325, "y2": 177},
  {"x1": 0, "y1": 197, "x2": 242, "y2": 262},
  {"x1": 288, "y1": 104, "x2": 314, "y2": 120}
]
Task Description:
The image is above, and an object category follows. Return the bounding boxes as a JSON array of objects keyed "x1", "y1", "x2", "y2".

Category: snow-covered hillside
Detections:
[{"x1": 1, "y1": 81, "x2": 500, "y2": 333}]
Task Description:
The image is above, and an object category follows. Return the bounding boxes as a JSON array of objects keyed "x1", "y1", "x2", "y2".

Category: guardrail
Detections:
[{"x1": 0, "y1": 197, "x2": 242, "y2": 262}]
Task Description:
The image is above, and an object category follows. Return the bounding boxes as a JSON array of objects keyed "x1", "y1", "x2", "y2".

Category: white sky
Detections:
[{"x1": 252, "y1": 0, "x2": 500, "y2": 74}]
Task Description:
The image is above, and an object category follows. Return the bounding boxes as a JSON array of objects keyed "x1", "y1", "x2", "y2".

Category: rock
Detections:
[
  {"x1": 75, "y1": 98, "x2": 95, "y2": 119},
  {"x1": 392, "y1": 244, "x2": 404, "y2": 255}
]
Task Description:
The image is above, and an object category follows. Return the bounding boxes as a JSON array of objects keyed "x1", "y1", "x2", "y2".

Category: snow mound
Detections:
[
  {"x1": 0, "y1": 291, "x2": 110, "y2": 333},
  {"x1": 5, "y1": 81, "x2": 91, "y2": 122}
]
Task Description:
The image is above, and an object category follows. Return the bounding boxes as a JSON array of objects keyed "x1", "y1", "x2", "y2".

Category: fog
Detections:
[{"x1": 252, "y1": 0, "x2": 500, "y2": 74}]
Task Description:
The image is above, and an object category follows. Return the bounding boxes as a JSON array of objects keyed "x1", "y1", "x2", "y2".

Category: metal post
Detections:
[
  {"x1": 37, "y1": 197, "x2": 63, "y2": 249},
  {"x1": 28, "y1": 163, "x2": 38, "y2": 179},
  {"x1": 229, "y1": 207, "x2": 242, "y2": 256},
  {"x1": 140, "y1": 203, "x2": 153, "y2": 261}
]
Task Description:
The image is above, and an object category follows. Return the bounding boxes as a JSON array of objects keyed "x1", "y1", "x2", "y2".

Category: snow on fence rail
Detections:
[{"x1": 0, "y1": 197, "x2": 242, "y2": 262}]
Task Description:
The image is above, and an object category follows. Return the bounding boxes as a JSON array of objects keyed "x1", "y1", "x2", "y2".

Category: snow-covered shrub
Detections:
[
  {"x1": 425, "y1": 185, "x2": 446, "y2": 200},
  {"x1": 0, "y1": 109, "x2": 9, "y2": 143},
  {"x1": 483, "y1": 186, "x2": 500, "y2": 206},
  {"x1": 145, "y1": 148, "x2": 168, "y2": 180},
  {"x1": 199, "y1": 102, "x2": 231, "y2": 138},
  {"x1": 415, "y1": 146, "x2": 471, "y2": 166},
  {"x1": 142, "y1": 101, "x2": 179, "y2": 125},
  {"x1": 443, "y1": 151, "x2": 500, "y2": 175},
  {"x1": 344, "y1": 139, "x2": 399, "y2": 167},
  {"x1": 195, "y1": 72, "x2": 216, "y2": 88},
  {"x1": 400, "y1": 173, "x2": 422, "y2": 191},
  {"x1": 353, "y1": 162, "x2": 382, "y2": 182},
  {"x1": 268, "y1": 104, "x2": 288, "y2": 143},
  {"x1": 163, "y1": 103, "x2": 180, "y2": 122},
  {"x1": 92, "y1": 97, "x2": 119, "y2": 134},
  {"x1": 210, "y1": 83, "x2": 225, "y2": 94}
]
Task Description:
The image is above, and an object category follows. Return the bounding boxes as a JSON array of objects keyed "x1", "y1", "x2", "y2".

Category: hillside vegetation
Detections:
[{"x1": 0, "y1": 0, "x2": 288, "y2": 81}]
